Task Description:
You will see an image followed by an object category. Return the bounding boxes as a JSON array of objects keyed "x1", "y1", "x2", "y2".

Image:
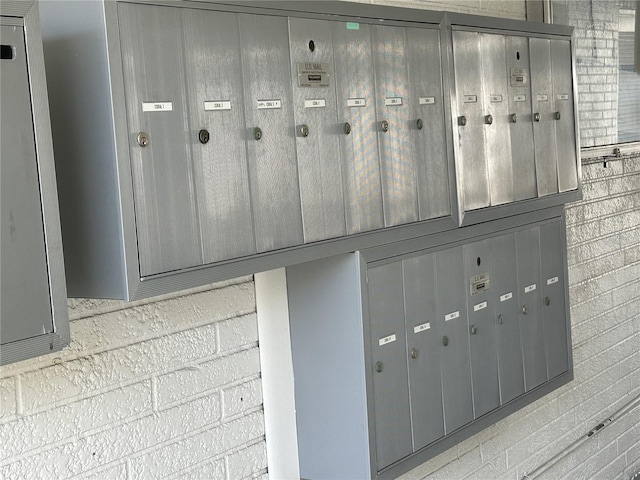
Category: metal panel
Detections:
[
  {"x1": 551, "y1": 39, "x2": 579, "y2": 193},
  {"x1": 435, "y1": 246, "x2": 473, "y2": 433},
  {"x1": 516, "y1": 226, "x2": 547, "y2": 391},
  {"x1": 464, "y1": 239, "x2": 500, "y2": 418},
  {"x1": 289, "y1": 18, "x2": 346, "y2": 243},
  {"x1": 372, "y1": 25, "x2": 419, "y2": 226},
  {"x1": 491, "y1": 232, "x2": 525, "y2": 404},
  {"x1": 118, "y1": 3, "x2": 202, "y2": 276},
  {"x1": 368, "y1": 262, "x2": 413, "y2": 469},
  {"x1": 452, "y1": 30, "x2": 490, "y2": 211},
  {"x1": 332, "y1": 21, "x2": 384, "y2": 235},
  {"x1": 239, "y1": 13, "x2": 303, "y2": 252},
  {"x1": 402, "y1": 254, "x2": 445, "y2": 451},
  {"x1": 481, "y1": 33, "x2": 514, "y2": 206},
  {"x1": 539, "y1": 221, "x2": 569, "y2": 379},
  {"x1": 1, "y1": 24, "x2": 53, "y2": 343},
  {"x1": 529, "y1": 37, "x2": 559, "y2": 197},
  {"x1": 182, "y1": 9, "x2": 256, "y2": 264},
  {"x1": 407, "y1": 27, "x2": 451, "y2": 220},
  {"x1": 506, "y1": 35, "x2": 537, "y2": 201}
]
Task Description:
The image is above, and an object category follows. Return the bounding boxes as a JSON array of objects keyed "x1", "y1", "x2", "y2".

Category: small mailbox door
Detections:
[
  {"x1": 372, "y1": 25, "x2": 419, "y2": 226},
  {"x1": 289, "y1": 18, "x2": 346, "y2": 243},
  {"x1": 332, "y1": 21, "x2": 384, "y2": 235},
  {"x1": 118, "y1": 3, "x2": 202, "y2": 276}
]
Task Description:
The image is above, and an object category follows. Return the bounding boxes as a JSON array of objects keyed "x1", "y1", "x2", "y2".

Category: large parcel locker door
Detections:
[
  {"x1": 372, "y1": 25, "x2": 419, "y2": 227},
  {"x1": 481, "y1": 33, "x2": 515, "y2": 206},
  {"x1": 239, "y1": 14, "x2": 303, "y2": 252},
  {"x1": 530, "y1": 38, "x2": 559, "y2": 197},
  {"x1": 289, "y1": 18, "x2": 346, "y2": 243},
  {"x1": 452, "y1": 30, "x2": 490, "y2": 211},
  {"x1": 332, "y1": 22, "x2": 384, "y2": 235},
  {"x1": 403, "y1": 254, "x2": 445, "y2": 451},
  {"x1": 1, "y1": 24, "x2": 53, "y2": 342},
  {"x1": 506, "y1": 36, "x2": 537, "y2": 201},
  {"x1": 464, "y1": 240, "x2": 500, "y2": 418},
  {"x1": 367, "y1": 263, "x2": 412, "y2": 469},
  {"x1": 435, "y1": 247, "x2": 473, "y2": 433},
  {"x1": 540, "y1": 221, "x2": 570, "y2": 379},
  {"x1": 551, "y1": 39, "x2": 579, "y2": 193},
  {"x1": 407, "y1": 27, "x2": 451, "y2": 220},
  {"x1": 182, "y1": 9, "x2": 255, "y2": 264},
  {"x1": 516, "y1": 226, "x2": 548, "y2": 391},
  {"x1": 118, "y1": 4, "x2": 201, "y2": 276},
  {"x1": 491, "y1": 233, "x2": 525, "y2": 404}
]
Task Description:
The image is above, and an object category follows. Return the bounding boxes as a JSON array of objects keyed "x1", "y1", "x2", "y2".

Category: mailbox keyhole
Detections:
[
  {"x1": 477, "y1": 257, "x2": 481, "y2": 267},
  {"x1": 309, "y1": 40, "x2": 316, "y2": 52},
  {"x1": 516, "y1": 51, "x2": 521, "y2": 60},
  {"x1": 1, "y1": 45, "x2": 15, "y2": 60}
]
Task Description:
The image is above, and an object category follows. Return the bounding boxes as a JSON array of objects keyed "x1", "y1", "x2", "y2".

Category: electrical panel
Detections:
[
  {"x1": 1, "y1": 0, "x2": 69, "y2": 365},
  {"x1": 39, "y1": 1, "x2": 580, "y2": 300},
  {"x1": 287, "y1": 208, "x2": 573, "y2": 479}
]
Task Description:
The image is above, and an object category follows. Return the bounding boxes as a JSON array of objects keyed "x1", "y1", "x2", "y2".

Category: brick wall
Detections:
[{"x1": 0, "y1": 278, "x2": 267, "y2": 479}]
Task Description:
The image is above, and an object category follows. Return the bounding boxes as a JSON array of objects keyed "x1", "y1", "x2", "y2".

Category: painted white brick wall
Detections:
[{"x1": 0, "y1": 278, "x2": 267, "y2": 480}]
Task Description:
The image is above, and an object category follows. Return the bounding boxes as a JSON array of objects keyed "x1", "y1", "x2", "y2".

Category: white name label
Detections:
[
  {"x1": 142, "y1": 102, "x2": 173, "y2": 112},
  {"x1": 490, "y1": 94, "x2": 503, "y2": 103},
  {"x1": 347, "y1": 98, "x2": 366, "y2": 107},
  {"x1": 304, "y1": 98, "x2": 326, "y2": 108},
  {"x1": 547, "y1": 276, "x2": 559, "y2": 285},
  {"x1": 474, "y1": 301, "x2": 488, "y2": 312},
  {"x1": 419, "y1": 96, "x2": 436, "y2": 105},
  {"x1": 379, "y1": 334, "x2": 397, "y2": 346},
  {"x1": 514, "y1": 94, "x2": 527, "y2": 102},
  {"x1": 537, "y1": 94, "x2": 549, "y2": 102},
  {"x1": 414, "y1": 322, "x2": 431, "y2": 334},
  {"x1": 385, "y1": 97, "x2": 403, "y2": 106},
  {"x1": 445, "y1": 311, "x2": 460, "y2": 322},
  {"x1": 557, "y1": 93, "x2": 569, "y2": 101},
  {"x1": 500, "y1": 292, "x2": 513, "y2": 302},
  {"x1": 257, "y1": 99, "x2": 282, "y2": 110},
  {"x1": 525, "y1": 284, "x2": 537, "y2": 293},
  {"x1": 463, "y1": 95, "x2": 478, "y2": 103},
  {"x1": 204, "y1": 100, "x2": 231, "y2": 111}
]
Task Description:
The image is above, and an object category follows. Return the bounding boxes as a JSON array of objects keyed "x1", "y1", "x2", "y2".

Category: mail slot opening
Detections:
[{"x1": 1, "y1": 45, "x2": 15, "y2": 60}]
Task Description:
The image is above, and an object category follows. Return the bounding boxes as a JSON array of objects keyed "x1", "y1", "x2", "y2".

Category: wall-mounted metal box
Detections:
[
  {"x1": 1, "y1": 0, "x2": 69, "y2": 365},
  {"x1": 287, "y1": 207, "x2": 573, "y2": 479},
  {"x1": 40, "y1": 2, "x2": 580, "y2": 300}
]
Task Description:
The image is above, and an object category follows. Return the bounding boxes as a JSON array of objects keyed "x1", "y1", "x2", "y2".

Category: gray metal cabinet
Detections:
[{"x1": 1, "y1": 1, "x2": 69, "y2": 365}]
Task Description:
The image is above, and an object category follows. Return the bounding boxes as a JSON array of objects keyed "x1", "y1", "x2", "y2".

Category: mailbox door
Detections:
[
  {"x1": 368, "y1": 262, "x2": 413, "y2": 469},
  {"x1": 403, "y1": 254, "x2": 445, "y2": 450},
  {"x1": 372, "y1": 25, "x2": 419, "y2": 226},
  {"x1": 118, "y1": 3, "x2": 202, "y2": 276},
  {"x1": 239, "y1": 13, "x2": 303, "y2": 252},
  {"x1": 182, "y1": 9, "x2": 255, "y2": 264},
  {"x1": 332, "y1": 21, "x2": 384, "y2": 235},
  {"x1": 407, "y1": 27, "x2": 451, "y2": 220},
  {"x1": 289, "y1": 18, "x2": 346, "y2": 243}
]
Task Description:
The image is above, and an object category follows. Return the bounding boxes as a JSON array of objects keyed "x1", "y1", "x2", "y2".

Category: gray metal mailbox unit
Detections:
[{"x1": 1, "y1": 0, "x2": 69, "y2": 365}]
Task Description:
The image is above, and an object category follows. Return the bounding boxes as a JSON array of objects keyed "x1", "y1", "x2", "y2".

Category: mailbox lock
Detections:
[
  {"x1": 416, "y1": 118, "x2": 424, "y2": 130},
  {"x1": 485, "y1": 114, "x2": 493, "y2": 125},
  {"x1": 343, "y1": 122, "x2": 352, "y2": 135},
  {"x1": 442, "y1": 336, "x2": 449, "y2": 347},
  {"x1": 497, "y1": 314, "x2": 504, "y2": 325},
  {"x1": 511, "y1": 113, "x2": 518, "y2": 123},
  {"x1": 470, "y1": 325, "x2": 478, "y2": 335},
  {"x1": 253, "y1": 127, "x2": 263, "y2": 141},
  {"x1": 198, "y1": 129, "x2": 210, "y2": 145},
  {"x1": 555, "y1": 111, "x2": 561, "y2": 120},
  {"x1": 410, "y1": 348, "x2": 419, "y2": 360},
  {"x1": 458, "y1": 115, "x2": 467, "y2": 126},
  {"x1": 522, "y1": 304, "x2": 529, "y2": 315},
  {"x1": 375, "y1": 361, "x2": 384, "y2": 373},
  {"x1": 136, "y1": 132, "x2": 150, "y2": 148},
  {"x1": 299, "y1": 124, "x2": 310, "y2": 138},
  {"x1": 534, "y1": 112, "x2": 541, "y2": 122},
  {"x1": 381, "y1": 120, "x2": 390, "y2": 132},
  {"x1": 545, "y1": 296, "x2": 551, "y2": 306}
]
